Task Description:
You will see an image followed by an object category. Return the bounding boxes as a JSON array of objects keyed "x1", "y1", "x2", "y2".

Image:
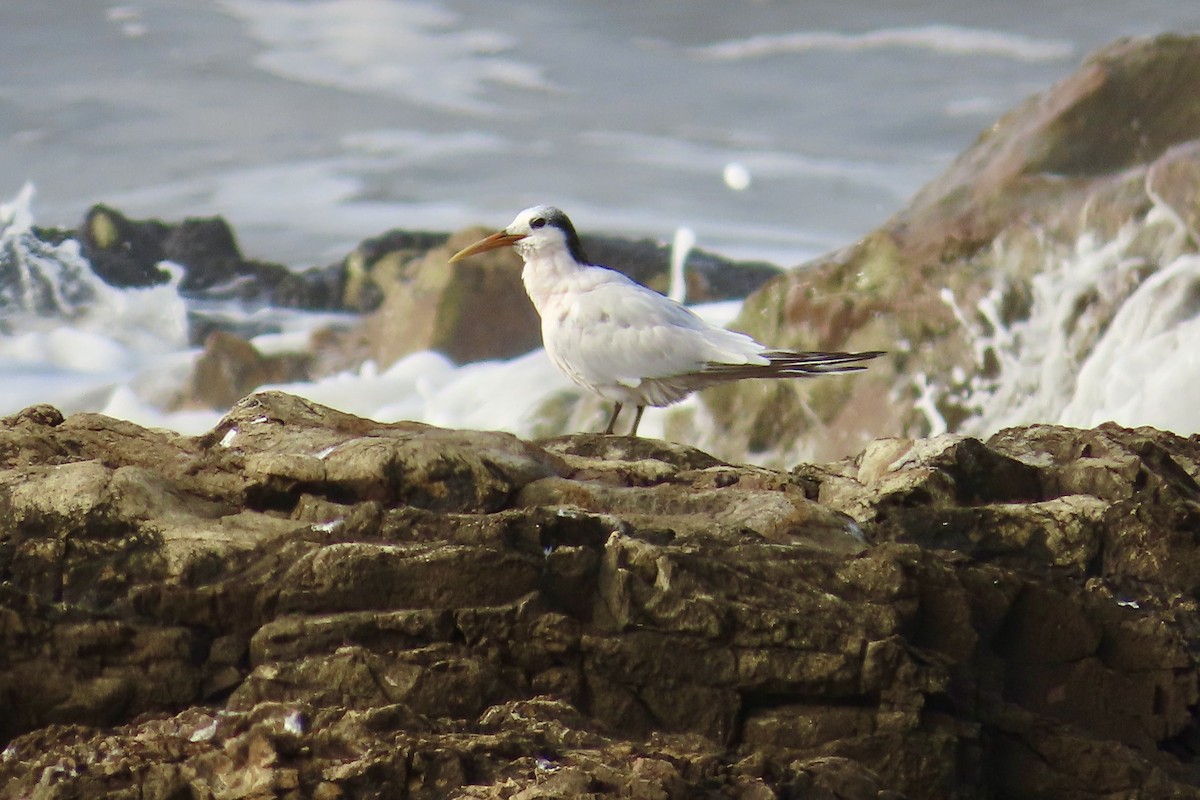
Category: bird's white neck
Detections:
[{"x1": 517, "y1": 244, "x2": 590, "y2": 315}]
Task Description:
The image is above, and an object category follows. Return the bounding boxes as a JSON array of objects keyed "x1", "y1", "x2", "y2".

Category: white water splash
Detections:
[
  {"x1": 1059, "y1": 255, "x2": 1200, "y2": 431},
  {"x1": 952, "y1": 194, "x2": 1200, "y2": 437},
  {"x1": 693, "y1": 25, "x2": 1074, "y2": 63},
  {"x1": 912, "y1": 371, "x2": 948, "y2": 437},
  {"x1": 0, "y1": 187, "x2": 191, "y2": 416},
  {"x1": 668, "y1": 227, "x2": 695, "y2": 304},
  {"x1": 0, "y1": 185, "x2": 189, "y2": 355}
]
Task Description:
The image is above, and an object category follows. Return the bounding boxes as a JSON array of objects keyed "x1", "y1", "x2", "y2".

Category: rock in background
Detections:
[
  {"x1": 1, "y1": 392, "x2": 1200, "y2": 798},
  {"x1": 15, "y1": 36, "x2": 1200, "y2": 461},
  {"x1": 78, "y1": 205, "x2": 350, "y2": 312},
  {"x1": 693, "y1": 34, "x2": 1200, "y2": 465},
  {"x1": 58, "y1": 202, "x2": 782, "y2": 407},
  {"x1": 339, "y1": 225, "x2": 780, "y2": 369}
]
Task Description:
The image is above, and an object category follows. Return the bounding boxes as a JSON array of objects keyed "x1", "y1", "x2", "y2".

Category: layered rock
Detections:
[{"x1": 1, "y1": 392, "x2": 1199, "y2": 798}]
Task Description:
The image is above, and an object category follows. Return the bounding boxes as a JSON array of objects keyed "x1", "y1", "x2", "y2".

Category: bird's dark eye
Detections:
[{"x1": 530, "y1": 217, "x2": 546, "y2": 229}]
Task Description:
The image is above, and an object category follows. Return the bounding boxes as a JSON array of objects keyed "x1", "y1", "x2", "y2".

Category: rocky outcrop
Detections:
[
  {"x1": 2, "y1": 392, "x2": 1199, "y2": 798},
  {"x1": 698, "y1": 34, "x2": 1200, "y2": 465}
]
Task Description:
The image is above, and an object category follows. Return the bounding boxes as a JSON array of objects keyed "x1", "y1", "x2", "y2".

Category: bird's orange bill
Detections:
[{"x1": 448, "y1": 231, "x2": 527, "y2": 263}]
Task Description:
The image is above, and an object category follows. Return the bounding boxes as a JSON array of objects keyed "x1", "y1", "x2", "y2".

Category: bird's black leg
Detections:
[
  {"x1": 629, "y1": 406, "x2": 646, "y2": 436},
  {"x1": 604, "y1": 403, "x2": 623, "y2": 434}
]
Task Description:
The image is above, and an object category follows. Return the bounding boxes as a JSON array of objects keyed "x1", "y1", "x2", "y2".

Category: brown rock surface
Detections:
[
  {"x1": 696, "y1": 34, "x2": 1200, "y2": 465},
  {"x1": 177, "y1": 330, "x2": 314, "y2": 410},
  {"x1": 2, "y1": 392, "x2": 1200, "y2": 798},
  {"x1": 360, "y1": 227, "x2": 544, "y2": 368}
]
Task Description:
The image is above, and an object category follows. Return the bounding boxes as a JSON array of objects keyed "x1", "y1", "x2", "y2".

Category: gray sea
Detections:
[{"x1": 5, "y1": 1, "x2": 1197, "y2": 266}]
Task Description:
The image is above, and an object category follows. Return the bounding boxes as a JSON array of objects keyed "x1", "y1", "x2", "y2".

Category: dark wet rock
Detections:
[
  {"x1": 700, "y1": 33, "x2": 1200, "y2": 464},
  {"x1": 1, "y1": 392, "x2": 1200, "y2": 798},
  {"x1": 160, "y1": 215, "x2": 245, "y2": 292},
  {"x1": 78, "y1": 204, "x2": 348, "y2": 309},
  {"x1": 79, "y1": 204, "x2": 173, "y2": 287}
]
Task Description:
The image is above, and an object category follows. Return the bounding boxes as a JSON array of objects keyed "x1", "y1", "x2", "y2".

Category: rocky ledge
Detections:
[{"x1": 1, "y1": 391, "x2": 1199, "y2": 799}]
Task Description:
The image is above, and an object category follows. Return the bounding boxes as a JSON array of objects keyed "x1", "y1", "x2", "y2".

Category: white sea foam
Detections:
[
  {"x1": 0, "y1": 185, "x2": 193, "y2": 415},
  {"x1": 912, "y1": 372, "x2": 948, "y2": 437},
  {"x1": 693, "y1": 25, "x2": 1074, "y2": 63},
  {"x1": 218, "y1": 0, "x2": 553, "y2": 112},
  {"x1": 102, "y1": 385, "x2": 224, "y2": 435},
  {"x1": 953, "y1": 194, "x2": 1200, "y2": 437},
  {"x1": 1059, "y1": 255, "x2": 1200, "y2": 431}
]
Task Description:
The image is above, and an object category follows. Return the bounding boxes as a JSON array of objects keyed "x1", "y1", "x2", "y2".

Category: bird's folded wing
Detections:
[{"x1": 552, "y1": 281, "x2": 767, "y2": 388}]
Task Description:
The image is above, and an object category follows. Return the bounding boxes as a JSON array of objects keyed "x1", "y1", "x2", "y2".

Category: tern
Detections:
[{"x1": 450, "y1": 206, "x2": 883, "y2": 436}]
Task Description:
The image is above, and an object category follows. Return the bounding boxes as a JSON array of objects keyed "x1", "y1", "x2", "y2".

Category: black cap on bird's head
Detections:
[{"x1": 449, "y1": 205, "x2": 589, "y2": 264}]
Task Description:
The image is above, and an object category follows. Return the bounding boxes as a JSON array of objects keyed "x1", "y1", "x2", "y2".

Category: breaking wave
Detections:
[
  {"x1": 693, "y1": 25, "x2": 1074, "y2": 63},
  {"x1": 937, "y1": 193, "x2": 1200, "y2": 438}
]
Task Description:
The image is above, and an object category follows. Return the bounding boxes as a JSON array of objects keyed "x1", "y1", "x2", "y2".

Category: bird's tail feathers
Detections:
[
  {"x1": 700, "y1": 349, "x2": 884, "y2": 381},
  {"x1": 636, "y1": 349, "x2": 884, "y2": 405}
]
